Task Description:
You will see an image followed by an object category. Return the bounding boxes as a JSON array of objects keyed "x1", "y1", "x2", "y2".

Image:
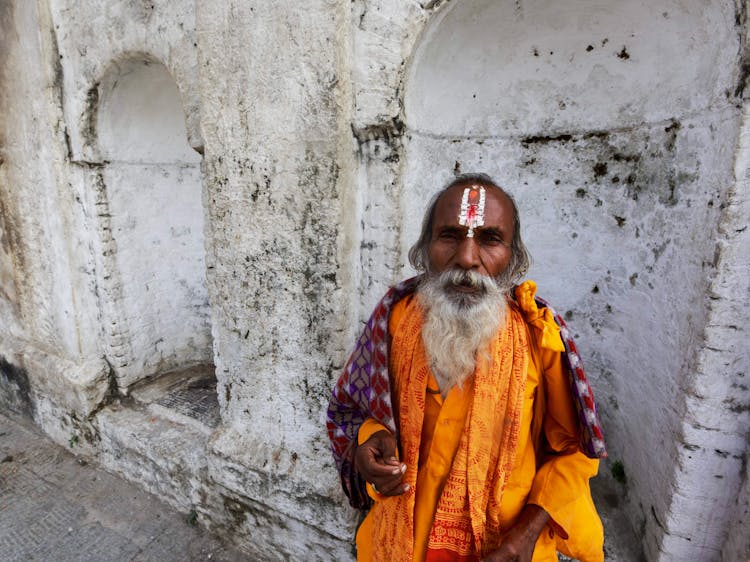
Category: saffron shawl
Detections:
[
  {"x1": 326, "y1": 276, "x2": 606, "y2": 509},
  {"x1": 368, "y1": 298, "x2": 529, "y2": 561}
]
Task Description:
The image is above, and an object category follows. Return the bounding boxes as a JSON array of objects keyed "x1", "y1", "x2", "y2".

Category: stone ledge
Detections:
[
  {"x1": 96, "y1": 404, "x2": 210, "y2": 513},
  {"x1": 0, "y1": 335, "x2": 112, "y2": 418},
  {"x1": 207, "y1": 424, "x2": 358, "y2": 542}
]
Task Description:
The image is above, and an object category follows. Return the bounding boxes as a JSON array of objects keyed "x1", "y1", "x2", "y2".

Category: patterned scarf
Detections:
[{"x1": 326, "y1": 276, "x2": 606, "y2": 509}]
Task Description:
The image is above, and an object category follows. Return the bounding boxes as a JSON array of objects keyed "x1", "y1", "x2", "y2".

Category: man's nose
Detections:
[{"x1": 455, "y1": 236, "x2": 480, "y2": 270}]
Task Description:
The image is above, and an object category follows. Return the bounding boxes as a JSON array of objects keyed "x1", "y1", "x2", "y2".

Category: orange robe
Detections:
[{"x1": 356, "y1": 281, "x2": 603, "y2": 562}]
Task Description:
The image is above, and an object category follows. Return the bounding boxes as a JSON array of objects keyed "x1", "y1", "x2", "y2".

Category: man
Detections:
[{"x1": 327, "y1": 174, "x2": 606, "y2": 561}]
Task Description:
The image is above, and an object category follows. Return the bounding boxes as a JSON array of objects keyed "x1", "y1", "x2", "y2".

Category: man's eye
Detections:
[
  {"x1": 438, "y1": 231, "x2": 460, "y2": 240},
  {"x1": 479, "y1": 233, "x2": 504, "y2": 245}
]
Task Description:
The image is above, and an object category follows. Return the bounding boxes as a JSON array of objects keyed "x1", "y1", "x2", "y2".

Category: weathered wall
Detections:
[
  {"x1": 0, "y1": 0, "x2": 74, "y2": 359},
  {"x1": 661, "y1": 94, "x2": 750, "y2": 560},
  {"x1": 50, "y1": 0, "x2": 203, "y2": 159},
  {"x1": 723, "y1": 449, "x2": 750, "y2": 561},
  {"x1": 0, "y1": 0, "x2": 748, "y2": 560},
  {"x1": 0, "y1": 0, "x2": 111, "y2": 434},
  {"x1": 0, "y1": 1, "x2": 23, "y2": 346},
  {"x1": 195, "y1": 2, "x2": 358, "y2": 557},
  {"x1": 47, "y1": 0, "x2": 209, "y2": 391},
  {"x1": 95, "y1": 58, "x2": 211, "y2": 388}
]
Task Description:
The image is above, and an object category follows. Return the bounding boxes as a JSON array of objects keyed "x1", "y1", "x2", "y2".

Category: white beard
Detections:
[{"x1": 418, "y1": 269, "x2": 512, "y2": 396}]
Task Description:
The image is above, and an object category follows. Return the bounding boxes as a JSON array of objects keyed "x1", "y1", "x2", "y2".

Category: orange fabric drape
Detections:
[
  {"x1": 356, "y1": 282, "x2": 604, "y2": 562},
  {"x1": 367, "y1": 297, "x2": 529, "y2": 561}
]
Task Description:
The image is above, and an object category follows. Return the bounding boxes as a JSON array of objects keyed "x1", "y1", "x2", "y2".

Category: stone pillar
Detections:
[
  {"x1": 0, "y1": 0, "x2": 111, "y2": 435},
  {"x1": 196, "y1": 1, "x2": 359, "y2": 557},
  {"x1": 658, "y1": 94, "x2": 750, "y2": 561}
]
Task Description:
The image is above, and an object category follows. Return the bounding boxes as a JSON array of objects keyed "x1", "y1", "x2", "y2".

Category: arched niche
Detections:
[
  {"x1": 401, "y1": 1, "x2": 736, "y2": 264},
  {"x1": 94, "y1": 57, "x2": 214, "y2": 393},
  {"x1": 98, "y1": 58, "x2": 200, "y2": 164},
  {"x1": 401, "y1": 0, "x2": 739, "y2": 558},
  {"x1": 405, "y1": 1, "x2": 733, "y2": 137}
]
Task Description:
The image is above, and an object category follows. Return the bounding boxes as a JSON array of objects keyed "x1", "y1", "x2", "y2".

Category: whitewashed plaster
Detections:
[
  {"x1": 0, "y1": 0, "x2": 111, "y2": 428},
  {"x1": 49, "y1": 0, "x2": 203, "y2": 160},
  {"x1": 657, "y1": 99, "x2": 750, "y2": 560},
  {"x1": 0, "y1": 3, "x2": 16, "y2": 326},
  {"x1": 0, "y1": 0, "x2": 86, "y2": 358},
  {"x1": 406, "y1": 1, "x2": 736, "y2": 137},
  {"x1": 351, "y1": 0, "x2": 441, "y2": 310},
  {"x1": 95, "y1": 58, "x2": 211, "y2": 388},
  {"x1": 195, "y1": 1, "x2": 360, "y2": 556},
  {"x1": 723, "y1": 452, "x2": 750, "y2": 561},
  {"x1": 97, "y1": 58, "x2": 200, "y2": 163}
]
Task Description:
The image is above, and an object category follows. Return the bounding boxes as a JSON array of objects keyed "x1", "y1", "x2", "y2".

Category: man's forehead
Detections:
[{"x1": 433, "y1": 183, "x2": 511, "y2": 224}]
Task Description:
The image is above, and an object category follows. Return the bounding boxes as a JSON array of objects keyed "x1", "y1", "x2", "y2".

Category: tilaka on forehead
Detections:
[{"x1": 458, "y1": 185, "x2": 486, "y2": 238}]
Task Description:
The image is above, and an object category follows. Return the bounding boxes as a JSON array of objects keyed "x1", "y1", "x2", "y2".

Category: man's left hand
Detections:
[
  {"x1": 481, "y1": 504, "x2": 550, "y2": 562},
  {"x1": 354, "y1": 429, "x2": 409, "y2": 496}
]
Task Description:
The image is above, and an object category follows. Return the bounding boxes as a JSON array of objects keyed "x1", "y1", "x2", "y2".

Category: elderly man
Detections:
[{"x1": 327, "y1": 174, "x2": 606, "y2": 562}]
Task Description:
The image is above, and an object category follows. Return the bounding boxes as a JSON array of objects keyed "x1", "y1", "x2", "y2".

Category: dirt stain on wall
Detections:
[{"x1": 0, "y1": 356, "x2": 32, "y2": 417}]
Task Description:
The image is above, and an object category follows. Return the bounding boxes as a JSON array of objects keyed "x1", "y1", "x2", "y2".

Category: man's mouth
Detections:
[
  {"x1": 449, "y1": 281, "x2": 481, "y2": 293},
  {"x1": 444, "y1": 272, "x2": 485, "y2": 295}
]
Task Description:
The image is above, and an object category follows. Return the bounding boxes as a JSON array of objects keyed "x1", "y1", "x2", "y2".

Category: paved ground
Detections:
[
  {"x1": 0, "y1": 410, "x2": 244, "y2": 562},
  {"x1": 1, "y1": 408, "x2": 640, "y2": 562}
]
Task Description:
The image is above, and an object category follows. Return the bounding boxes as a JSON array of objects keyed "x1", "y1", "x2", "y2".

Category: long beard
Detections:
[{"x1": 417, "y1": 269, "x2": 513, "y2": 395}]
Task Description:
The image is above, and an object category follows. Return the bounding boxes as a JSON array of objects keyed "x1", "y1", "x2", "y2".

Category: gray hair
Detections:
[{"x1": 407, "y1": 173, "x2": 531, "y2": 284}]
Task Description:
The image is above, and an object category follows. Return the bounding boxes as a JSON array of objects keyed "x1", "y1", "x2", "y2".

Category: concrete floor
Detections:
[
  {"x1": 0, "y1": 410, "x2": 244, "y2": 562},
  {"x1": 1, "y1": 402, "x2": 642, "y2": 562}
]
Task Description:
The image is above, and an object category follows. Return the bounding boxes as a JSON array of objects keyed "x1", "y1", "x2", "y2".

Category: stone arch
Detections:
[
  {"x1": 92, "y1": 55, "x2": 214, "y2": 392},
  {"x1": 395, "y1": 0, "x2": 741, "y2": 559},
  {"x1": 96, "y1": 56, "x2": 200, "y2": 164}
]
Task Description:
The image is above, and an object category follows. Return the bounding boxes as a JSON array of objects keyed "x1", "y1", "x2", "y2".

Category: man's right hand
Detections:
[{"x1": 354, "y1": 430, "x2": 409, "y2": 496}]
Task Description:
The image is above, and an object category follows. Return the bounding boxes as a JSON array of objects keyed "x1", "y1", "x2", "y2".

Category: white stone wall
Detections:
[
  {"x1": 723, "y1": 452, "x2": 750, "y2": 561},
  {"x1": 44, "y1": 0, "x2": 210, "y2": 389},
  {"x1": 0, "y1": 0, "x2": 112, "y2": 427},
  {"x1": 1, "y1": 0, "x2": 748, "y2": 559},
  {"x1": 95, "y1": 58, "x2": 211, "y2": 388},
  {"x1": 50, "y1": 0, "x2": 203, "y2": 159},
  {"x1": 195, "y1": 2, "x2": 359, "y2": 556},
  {"x1": 0, "y1": 1, "x2": 22, "y2": 340},
  {"x1": 659, "y1": 97, "x2": 750, "y2": 560}
]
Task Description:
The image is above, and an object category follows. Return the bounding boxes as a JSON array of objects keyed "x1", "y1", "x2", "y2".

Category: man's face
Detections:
[{"x1": 427, "y1": 182, "x2": 515, "y2": 293}]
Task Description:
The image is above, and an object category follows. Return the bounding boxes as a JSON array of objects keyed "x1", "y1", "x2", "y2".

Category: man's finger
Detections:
[
  {"x1": 372, "y1": 477, "x2": 410, "y2": 496},
  {"x1": 368, "y1": 432, "x2": 402, "y2": 468},
  {"x1": 368, "y1": 459, "x2": 406, "y2": 474}
]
